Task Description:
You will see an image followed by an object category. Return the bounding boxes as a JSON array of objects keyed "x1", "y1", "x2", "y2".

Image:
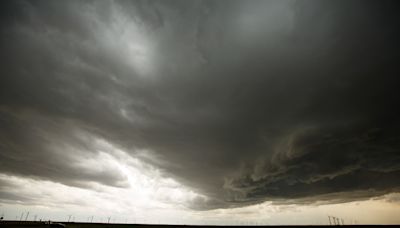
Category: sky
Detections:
[{"x1": 1, "y1": 0, "x2": 400, "y2": 225}]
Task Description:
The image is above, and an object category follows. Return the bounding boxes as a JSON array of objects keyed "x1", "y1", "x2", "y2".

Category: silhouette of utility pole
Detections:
[
  {"x1": 20, "y1": 213, "x2": 24, "y2": 221},
  {"x1": 328, "y1": 216, "x2": 332, "y2": 225},
  {"x1": 67, "y1": 215, "x2": 71, "y2": 222},
  {"x1": 107, "y1": 217, "x2": 111, "y2": 224},
  {"x1": 25, "y1": 212, "x2": 29, "y2": 221}
]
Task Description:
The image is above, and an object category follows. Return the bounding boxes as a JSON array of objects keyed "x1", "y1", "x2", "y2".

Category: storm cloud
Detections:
[{"x1": 1, "y1": 0, "x2": 400, "y2": 210}]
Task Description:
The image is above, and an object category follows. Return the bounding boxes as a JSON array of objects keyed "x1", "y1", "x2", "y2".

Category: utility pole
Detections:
[
  {"x1": 67, "y1": 215, "x2": 71, "y2": 222},
  {"x1": 20, "y1": 213, "x2": 24, "y2": 221},
  {"x1": 328, "y1": 216, "x2": 332, "y2": 225},
  {"x1": 25, "y1": 212, "x2": 29, "y2": 221}
]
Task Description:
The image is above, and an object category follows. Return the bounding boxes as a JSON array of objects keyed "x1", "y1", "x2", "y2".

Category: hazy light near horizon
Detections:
[{"x1": 0, "y1": 137, "x2": 207, "y2": 224}]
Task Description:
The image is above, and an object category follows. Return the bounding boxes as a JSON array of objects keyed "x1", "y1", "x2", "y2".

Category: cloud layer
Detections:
[{"x1": 1, "y1": 0, "x2": 400, "y2": 210}]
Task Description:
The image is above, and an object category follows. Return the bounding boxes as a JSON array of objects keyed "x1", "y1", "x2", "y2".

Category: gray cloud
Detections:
[{"x1": 0, "y1": 0, "x2": 400, "y2": 209}]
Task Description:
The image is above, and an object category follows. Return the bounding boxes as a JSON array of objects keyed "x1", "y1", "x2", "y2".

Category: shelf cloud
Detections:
[{"x1": 1, "y1": 0, "x2": 400, "y2": 211}]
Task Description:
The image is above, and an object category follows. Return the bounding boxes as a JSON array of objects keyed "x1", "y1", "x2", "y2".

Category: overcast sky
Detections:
[{"x1": 1, "y1": 0, "x2": 400, "y2": 225}]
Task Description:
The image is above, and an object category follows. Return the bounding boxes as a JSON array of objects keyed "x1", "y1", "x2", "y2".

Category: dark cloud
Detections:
[
  {"x1": 0, "y1": 108, "x2": 129, "y2": 188},
  {"x1": 1, "y1": 0, "x2": 400, "y2": 209}
]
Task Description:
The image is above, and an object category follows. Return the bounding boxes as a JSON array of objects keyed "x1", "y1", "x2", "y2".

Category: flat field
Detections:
[{"x1": 0, "y1": 221, "x2": 398, "y2": 228}]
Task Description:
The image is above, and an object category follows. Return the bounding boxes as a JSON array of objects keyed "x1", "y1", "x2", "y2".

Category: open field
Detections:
[{"x1": 0, "y1": 221, "x2": 398, "y2": 228}]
